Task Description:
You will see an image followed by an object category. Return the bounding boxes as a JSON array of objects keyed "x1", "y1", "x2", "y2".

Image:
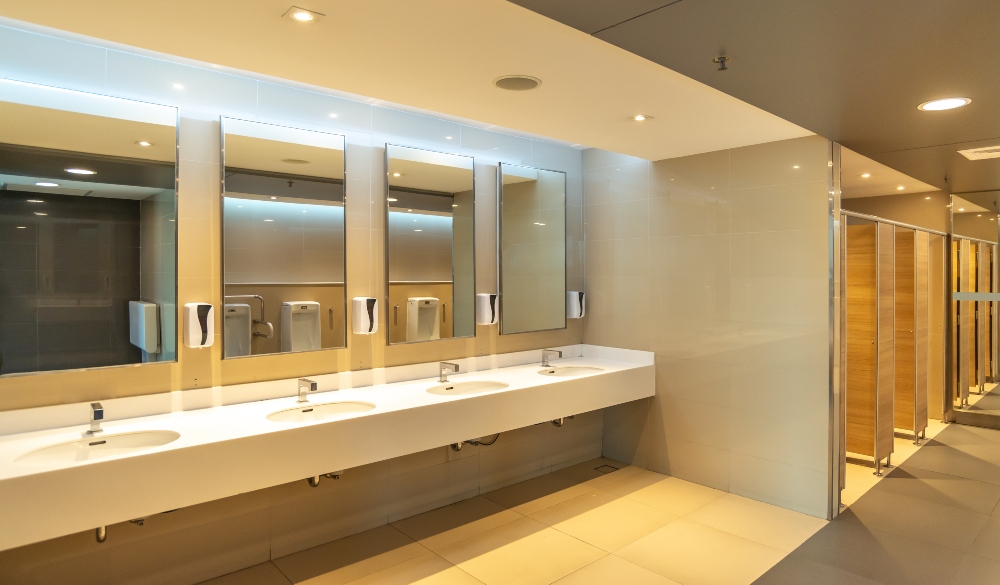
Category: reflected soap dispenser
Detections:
[{"x1": 183, "y1": 303, "x2": 215, "y2": 348}]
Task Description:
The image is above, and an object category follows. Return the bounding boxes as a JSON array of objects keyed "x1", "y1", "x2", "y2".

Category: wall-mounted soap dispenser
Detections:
[
  {"x1": 476, "y1": 293, "x2": 499, "y2": 325},
  {"x1": 183, "y1": 303, "x2": 215, "y2": 348},
  {"x1": 567, "y1": 291, "x2": 585, "y2": 319},
  {"x1": 352, "y1": 297, "x2": 379, "y2": 335}
]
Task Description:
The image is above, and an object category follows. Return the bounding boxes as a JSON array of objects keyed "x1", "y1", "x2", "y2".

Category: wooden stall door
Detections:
[
  {"x1": 876, "y1": 223, "x2": 896, "y2": 462},
  {"x1": 959, "y1": 239, "x2": 971, "y2": 406},
  {"x1": 846, "y1": 222, "x2": 878, "y2": 458},
  {"x1": 928, "y1": 234, "x2": 945, "y2": 420},
  {"x1": 894, "y1": 228, "x2": 916, "y2": 433},
  {"x1": 914, "y1": 231, "x2": 929, "y2": 436}
]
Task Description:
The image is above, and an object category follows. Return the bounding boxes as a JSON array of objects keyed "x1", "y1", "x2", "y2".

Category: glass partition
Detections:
[
  {"x1": 498, "y1": 163, "x2": 567, "y2": 335},
  {"x1": 0, "y1": 79, "x2": 177, "y2": 375},
  {"x1": 384, "y1": 144, "x2": 475, "y2": 344},
  {"x1": 221, "y1": 118, "x2": 346, "y2": 358}
]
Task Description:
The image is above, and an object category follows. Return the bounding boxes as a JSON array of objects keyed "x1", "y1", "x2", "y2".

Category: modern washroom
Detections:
[{"x1": 0, "y1": 4, "x2": 997, "y2": 585}]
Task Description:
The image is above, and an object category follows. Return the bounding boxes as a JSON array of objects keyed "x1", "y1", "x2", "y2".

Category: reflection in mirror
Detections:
[
  {"x1": 951, "y1": 191, "x2": 999, "y2": 419},
  {"x1": 221, "y1": 118, "x2": 346, "y2": 358},
  {"x1": 384, "y1": 145, "x2": 475, "y2": 344},
  {"x1": 0, "y1": 79, "x2": 177, "y2": 375},
  {"x1": 498, "y1": 163, "x2": 566, "y2": 335}
]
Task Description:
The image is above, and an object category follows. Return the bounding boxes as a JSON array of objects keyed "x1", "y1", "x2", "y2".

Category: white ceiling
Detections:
[
  {"x1": 0, "y1": 0, "x2": 812, "y2": 161},
  {"x1": 841, "y1": 147, "x2": 939, "y2": 199},
  {"x1": 225, "y1": 134, "x2": 344, "y2": 179}
]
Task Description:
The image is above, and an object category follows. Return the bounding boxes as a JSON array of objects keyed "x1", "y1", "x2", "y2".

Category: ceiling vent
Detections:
[{"x1": 958, "y1": 146, "x2": 1000, "y2": 161}]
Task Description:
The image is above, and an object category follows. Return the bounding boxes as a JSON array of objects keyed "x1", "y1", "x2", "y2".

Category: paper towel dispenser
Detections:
[{"x1": 128, "y1": 301, "x2": 160, "y2": 354}]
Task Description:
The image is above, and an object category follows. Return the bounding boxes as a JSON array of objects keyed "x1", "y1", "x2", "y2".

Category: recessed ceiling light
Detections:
[
  {"x1": 270, "y1": 196, "x2": 277, "y2": 200},
  {"x1": 387, "y1": 197, "x2": 398, "y2": 202},
  {"x1": 34, "y1": 212, "x2": 47, "y2": 216},
  {"x1": 445, "y1": 136, "x2": 453, "y2": 140},
  {"x1": 925, "y1": 197, "x2": 931, "y2": 200},
  {"x1": 897, "y1": 186, "x2": 905, "y2": 190},
  {"x1": 861, "y1": 173, "x2": 871, "y2": 178},
  {"x1": 414, "y1": 229, "x2": 422, "y2": 232},
  {"x1": 282, "y1": 158, "x2": 309, "y2": 164},
  {"x1": 632, "y1": 114, "x2": 652, "y2": 122},
  {"x1": 792, "y1": 165, "x2": 800, "y2": 169},
  {"x1": 534, "y1": 222, "x2": 546, "y2": 226},
  {"x1": 16, "y1": 226, "x2": 26, "y2": 229},
  {"x1": 329, "y1": 113, "x2": 338, "y2": 118},
  {"x1": 958, "y1": 145, "x2": 1000, "y2": 160},
  {"x1": 172, "y1": 83, "x2": 184, "y2": 90},
  {"x1": 284, "y1": 6, "x2": 324, "y2": 22},
  {"x1": 27, "y1": 199, "x2": 43, "y2": 203},
  {"x1": 959, "y1": 208, "x2": 965, "y2": 211},
  {"x1": 494, "y1": 75, "x2": 541, "y2": 91},
  {"x1": 918, "y1": 97, "x2": 971, "y2": 111},
  {"x1": 978, "y1": 214, "x2": 982, "y2": 217},
  {"x1": 392, "y1": 172, "x2": 401, "y2": 177},
  {"x1": 35, "y1": 182, "x2": 58, "y2": 187},
  {"x1": 452, "y1": 204, "x2": 458, "y2": 207},
  {"x1": 136, "y1": 141, "x2": 152, "y2": 147},
  {"x1": 65, "y1": 168, "x2": 95, "y2": 175},
  {"x1": 407, "y1": 209, "x2": 413, "y2": 212},
  {"x1": 264, "y1": 219, "x2": 274, "y2": 222}
]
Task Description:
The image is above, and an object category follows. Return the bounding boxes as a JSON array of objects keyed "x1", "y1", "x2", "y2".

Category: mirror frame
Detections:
[
  {"x1": 0, "y1": 79, "x2": 179, "y2": 378},
  {"x1": 497, "y1": 162, "x2": 568, "y2": 336},
  {"x1": 383, "y1": 143, "x2": 477, "y2": 346},
  {"x1": 219, "y1": 117, "x2": 348, "y2": 359}
]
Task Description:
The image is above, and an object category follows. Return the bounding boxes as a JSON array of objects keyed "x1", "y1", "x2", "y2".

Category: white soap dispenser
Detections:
[
  {"x1": 352, "y1": 297, "x2": 379, "y2": 335},
  {"x1": 566, "y1": 291, "x2": 585, "y2": 319},
  {"x1": 476, "y1": 293, "x2": 499, "y2": 325},
  {"x1": 183, "y1": 303, "x2": 215, "y2": 348}
]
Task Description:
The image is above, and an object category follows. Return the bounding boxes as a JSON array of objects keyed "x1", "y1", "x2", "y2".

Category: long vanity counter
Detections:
[{"x1": 0, "y1": 345, "x2": 653, "y2": 552}]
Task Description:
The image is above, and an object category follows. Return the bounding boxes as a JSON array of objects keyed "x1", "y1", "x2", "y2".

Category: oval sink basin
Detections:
[
  {"x1": 427, "y1": 381, "x2": 509, "y2": 396},
  {"x1": 267, "y1": 401, "x2": 376, "y2": 423},
  {"x1": 16, "y1": 430, "x2": 180, "y2": 465},
  {"x1": 538, "y1": 366, "x2": 605, "y2": 377}
]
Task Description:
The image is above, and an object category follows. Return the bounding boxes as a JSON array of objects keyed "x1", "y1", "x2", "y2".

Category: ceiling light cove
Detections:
[
  {"x1": 918, "y1": 97, "x2": 971, "y2": 111},
  {"x1": 284, "y1": 6, "x2": 324, "y2": 22},
  {"x1": 65, "y1": 168, "x2": 95, "y2": 175},
  {"x1": 494, "y1": 75, "x2": 541, "y2": 91}
]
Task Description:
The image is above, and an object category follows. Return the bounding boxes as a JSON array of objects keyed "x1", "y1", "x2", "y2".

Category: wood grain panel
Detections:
[
  {"x1": 840, "y1": 217, "x2": 848, "y2": 490},
  {"x1": 978, "y1": 243, "x2": 989, "y2": 388},
  {"x1": 970, "y1": 242, "x2": 978, "y2": 389},
  {"x1": 959, "y1": 239, "x2": 971, "y2": 405},
  {"x1": 846, "y1": 222, "x2": 878, "y2": 457},
  {"x1": 914, "y1": 230, "x2": 929, "y2": 435},
  {"x1": 928, "y1": 234, "x2": 945, "y2": 419},
  {"x1": 876, "y1": 223, "x2": 895, "y2": 461},
  {"x1": 894, "y1": 229, "x2": 916, "y2": 431}
]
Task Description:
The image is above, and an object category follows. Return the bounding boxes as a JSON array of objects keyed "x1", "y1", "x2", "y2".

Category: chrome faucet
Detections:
[
  {"x1": 88, "y1": 402, "x2": 104, "y2": 435},
  {"x1": 439, "y1": 362, "x2": 459, "y2": 383},
  {"x1": 297, "y1": 378, "x2": 318, "y2": 403},
  {"x1": 541, "y1": 349, "x2": 562, "y2": 368}
]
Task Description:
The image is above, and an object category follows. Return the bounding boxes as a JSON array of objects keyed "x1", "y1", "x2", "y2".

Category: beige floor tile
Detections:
[
  {"x1": 553, "y1": 555, "x2": 681, "y2": 585},
  {"x1": 198, "y1": 562, "x2": 292, "y2": 585},
  {"x1": 436, "y1": 516, "x2": 604, "y2": 585},
  {"x1": 273, "y1": 525, "x2": 427, "y2": 585},
  {"x1": 483, "y1": 472, "x2": 597, "y2": 516},
  {"x1": 344, "y1": 553, "x2": 483, "y2": 585},
  {"x1": 616, "y1": 518, "x2": 786, "y2": 585},
  {"x1": 602, "y1": 471, "x2": 726, "y2": 516},
  {"x1": 528, "y1": 490, "x2": 679, "y2": 552},
  {"x1": 841, "y1": 461, "x2": 881, "y2": 507},
  {"x1": 550, "y1": 457, "x2": 642, "y2": 488},
  {"x1": 684, "y1": 493, "x2": 826, "y2": 552},
  {"x1": 391, "y1": 497, "x2": 524, "y2": 553}
]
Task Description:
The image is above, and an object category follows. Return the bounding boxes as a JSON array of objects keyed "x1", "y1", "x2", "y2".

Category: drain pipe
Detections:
[
  {"x1": 552, "y1": 415, "x2": 576, "y2": 427},
  {"x1": 307, "y1": 470, "x2": 344, "y2": 487},
  {"x1": 451, "y1": 433, "x2": 501, "y2": 451},
  {"x1": 95, "y1": 526, "x2": 107, "y2": 543}
]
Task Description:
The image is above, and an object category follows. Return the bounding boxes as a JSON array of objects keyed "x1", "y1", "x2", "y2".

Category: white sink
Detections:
[
  {"x1": 427, "y1": 381, "x2": 509, "y2": 396},
  {"x1": 538, "y1": 366, "x2": 605, "y2": 377},
  {"x1": 16, "y1": 430, "x2": 181, "y2": 465},
  {"x1": 267, "y1": 401, "x2": 376, "y2": 423}
]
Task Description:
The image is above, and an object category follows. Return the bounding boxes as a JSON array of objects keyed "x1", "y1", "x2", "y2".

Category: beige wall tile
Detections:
[
  {"x1": 729, "y1": 135, "x2": 830, "y2": 190},
  {"x1": 651, "y1": 148, "x2": 730, "y2": 196}
]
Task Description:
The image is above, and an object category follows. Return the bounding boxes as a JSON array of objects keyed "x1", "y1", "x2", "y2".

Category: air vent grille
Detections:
[{"x1": 958, "y1": 146, "x2": 1000, "y2": 160}]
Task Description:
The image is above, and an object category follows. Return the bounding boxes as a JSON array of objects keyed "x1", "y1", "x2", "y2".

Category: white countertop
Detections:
[{"x1": 0, "y1": 344, "x2": 654, "y2": 551}]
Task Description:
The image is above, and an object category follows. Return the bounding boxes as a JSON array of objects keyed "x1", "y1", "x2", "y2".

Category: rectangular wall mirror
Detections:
[
  {"x1": 384, "y1": 144, "x2": 475, "y2": 344},
  {"x1": 221, "y1": 118, "x2": 346, "y2": 358},
  {"x1": 0, "y1": 79, "x2": 178, "y2": 376},
  {"x1": 498, "y1": 163, "x2": 567, "y2": 335}
]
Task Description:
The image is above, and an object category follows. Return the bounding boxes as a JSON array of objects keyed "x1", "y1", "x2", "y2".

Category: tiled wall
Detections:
[
  {"x1": 589, "y1": 136, "x2": 835, "y2": 518},
  {"x1": 0, "y1": 410, "x2": 603, "y2": 585},
  {"x1": 0, "y1": 22, "x2": 584, "y2": 411}
]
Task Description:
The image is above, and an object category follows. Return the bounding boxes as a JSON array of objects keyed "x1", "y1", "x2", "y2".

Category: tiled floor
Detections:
[
  {"x1": 756, "y1": 422, "x2": 1000, "y2": 585},
  {"x1": 200, "y1": 458, "x2": 827, "y2": 585}
]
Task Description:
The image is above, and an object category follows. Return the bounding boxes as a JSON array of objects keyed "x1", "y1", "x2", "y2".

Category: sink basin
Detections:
[
  {"x1": 16, "y1": 430, "x2": 180, "y2": 465},
  {"x1": 427, "y1": 381, "x2": 509, "y2": 396},
  {"x1": 267, "y1": 401, "x2": 376, "y2": 423},
  {"x1": 537, "y1": 366, "x2": 605, "y2": 377}
]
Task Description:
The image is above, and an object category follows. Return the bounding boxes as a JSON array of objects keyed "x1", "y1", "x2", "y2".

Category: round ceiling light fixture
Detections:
[
  {"x1": 918, "y1": 97, "x2": 971, "y2": 111},
  {"x1": 291, "y1": 10, "x2": 313, "y2": 21},
  {"x1": 494, "y1": 75, "x2": 541, "y2": 91}
]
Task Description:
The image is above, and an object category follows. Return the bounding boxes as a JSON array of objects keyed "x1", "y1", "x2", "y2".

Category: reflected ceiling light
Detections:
[
  {"x1": 494, "y1": 75, "x2": 541, "y2": 91},
  {"x1": 959, "y1": 208, "x2": 965, "y2": 211},
  {"x1": 172, "y1": 83, "x2": 183, "y2": 90},
  {"x1": 414, "y1": 229, "x2": 422, "y2": 232},
  {"x1": 861, "y1": 173, "x2": 871, "y2": 178},
  {"x1": 16, "y1": 226, "x2": 26, "y2": 229},
  {"x1": 264, "y1": 219, "x2": 274, "y2": 222},
  {"x1": 925, "y1": 196, "x2": 931, "y2": 200},
  {"x1": 387, "y1": 197, "x2": 398, "y2": 202},
  {"x1": 918, "y1": 97, "x2": 971, "y2": 111},
  {"x1": 407, "y1": 209, "x2": 413, "y2": 212},
  {"x1": 269, "y1": 196, "x2": 277, "y2": 200},
  {"x1": 632, "y1": 114, "x2": 652, "y2": 121},
  {"x1": 35, "y1": 182, "x2": 58, "y2": 187},
  {"x1": 897, "y1": 186, "x2": 905, "y2": 190},
  {"x1": 452, "y1": 204, "x2": 458, "y2": 207},
  {"x1": 26, "y1": 199, "x2": 44, "y2": 203},
  {"x1": 34, "y1": 212, "x2": 47, "y2": 216},
  {"x1": 136, "y1": 141, "x2": 152, "y2": 147},
  {"x1": 534, "y1": 222, "x2": 546, "y2": 226},
  {"x1": 329, "y1": 113, "x2": 338, "y2": 118},
  {"x1": 284, "y1": 6, "x2": 324, "y2": 22},
  {"x1": 65, "y1": 168, "x2": 95, "y2": 175},
  {"x1": 978, "y1": 214, "x2": 983, "y2": 217},
  {"x1": 445, "y1": 136, "x2": 453, "y2": 140},
  {"x1": 392, "y1": 172, "x2": 401, "y2": 177},
  {"x1": 792, "y1": 165, "x2": 800, "y2": 169}
]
